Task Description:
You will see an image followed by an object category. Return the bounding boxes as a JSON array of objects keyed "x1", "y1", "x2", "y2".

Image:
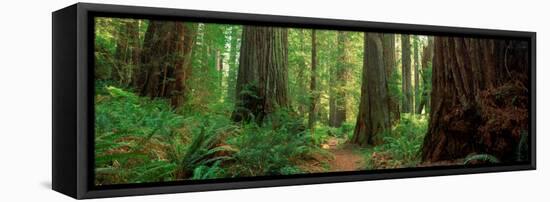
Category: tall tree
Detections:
[
  {"x1": 139, "y1": 21, "x2": 195, "y2": 108},
  {"x1": 216, "y1": 49, "x2": 223, "y2": 88},
  {"x1": 329, "y1": 31, "x2": 352, "y2": 127},
  {"x1": 114, "y1": 19, "x2": 140, "y2": 86},
  {"x1": 113, "y1": 20, "x2": 129, "y2": 84},
  {"x1": 308, "y1": 30, "x2": 318, "y2": 131},
  {"x1": 383, "y1": 34, "x2": 400, "y2": 124},
  {"x1": 296, "y1": 29, "x2": 309, "y2": 117},
  {"x1": 170, "y1": 23, "x2": 197, "y2": 108},
  {"x1": 421, "y1": 37, "x2": 529, "y2": 162},
  {"x1": 352, "y1": 33, "x2": 391, "y2": 146},
  {"x1": 413, "y1": 35, "x2": 420, "y2": 113},
  {"x1": 127, "y1": 20, "x2": 142, "y2": 87},
  {"x1": 415, "y1": 37, "x2": 433, "y2": 114},
  {"x1": 232, "y1": 26, "x2": 290, "y2": 123},
  {"x1": 134, "y1": 20, "x2": 155, "y2": 91},
  {"x1": 226, "y1": 26, "x2": 241, "y2": 103},
  {"x1": 401, "y1": 34, "x2": 413, "y2": 113}
]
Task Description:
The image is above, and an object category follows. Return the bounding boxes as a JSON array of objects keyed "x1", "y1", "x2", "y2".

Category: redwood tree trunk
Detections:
[
  {"x1": 232, "y1": 26, "x2": 290, "y2": 123},
  {"x1": 401, "y1": 34, "x2": 413, "y2": 113},
  {"x1": 170, "y1": 23, "x2": 196, "y2": 108},
  {"x1": 421, "y1": 37, "x2": 529, "y2": 163},
  {"x1": 413, "y1": 36, "x2": 420, "y2": 113},
  {"x1": 139, "y1": 21, "x2": 194, "y2": 107},
  {"x1": 135, "y1": 20, "x2": 157, "y2": 92},
  {"x1": 128, "y1": 21, "x2": 141, "y2": 88},
  {"x1": 352, "y1": 33, "x2": 391, "y2": 146},
  {"x1": 383, "y1": 34, "x2": 400, "y2": 124},
  {"x1": 308, "y1": 30, "x2": 318, "y2": 131}
]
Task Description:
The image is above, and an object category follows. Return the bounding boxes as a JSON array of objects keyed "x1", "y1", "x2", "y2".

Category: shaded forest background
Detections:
[{"x1": 94, "y1": 17, "x2": 530, "y2": 185}]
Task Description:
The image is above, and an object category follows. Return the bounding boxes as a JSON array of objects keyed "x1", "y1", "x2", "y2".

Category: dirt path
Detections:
[{"x1": 324, "y1": 138, "x2": 365, "y2": 172}]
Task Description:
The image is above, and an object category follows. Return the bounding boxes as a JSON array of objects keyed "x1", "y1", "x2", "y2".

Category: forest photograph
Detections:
[{"x1": 93, "y1": 17, "x2": 530, "y2": 186}]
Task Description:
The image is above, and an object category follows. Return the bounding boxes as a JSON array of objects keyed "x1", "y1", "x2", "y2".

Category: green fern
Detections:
[{"x1": 464, "y1": 154, "x2": 500, "y2": 165}]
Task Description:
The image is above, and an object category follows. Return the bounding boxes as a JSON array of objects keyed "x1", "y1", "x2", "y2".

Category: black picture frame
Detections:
[{"x1": 52, "y1": 3, "x2": 536, "y2": 199}]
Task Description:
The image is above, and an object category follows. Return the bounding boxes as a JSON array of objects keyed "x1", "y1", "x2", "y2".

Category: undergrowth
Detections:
[
  {"x1": 94, "y1": 82, "x2": 321, "y2": 184},
  {"x1": 363, "y1": 113, "x2": 428, "y2": 169}
]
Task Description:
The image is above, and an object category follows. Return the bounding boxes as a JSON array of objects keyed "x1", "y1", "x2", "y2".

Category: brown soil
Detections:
[
  {"x1": 324, "y1": 138, "x2": 365, "y2": 172},
  {"x1": 298, "y1": 137, "x2": 366, "y2": 173},
  {"x1": 327, "y1": 147, "x2": 365, "y2": 171}
]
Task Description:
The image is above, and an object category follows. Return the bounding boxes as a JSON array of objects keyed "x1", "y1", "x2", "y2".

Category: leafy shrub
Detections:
[
  {"x1": 311, "y1": 122, "x2": 354, "y2": 146},
  {"x1": 226, "y1": 110, "x2": 313, "y2": 177},
  {"x1": 94, "y1": 84, "x2": 325, "y2": 183},
  {"x1": 94, "y1": 84, "x2": 185, "y2": 184},
  {"x1": 464, "y1": 154, "x2": 500, "y2": 165},
  {"x1": 311, "y1": 124, "x2": 331, "y2": 145},
  {"x1": 94, "y1": 84, "x2": 234, "y2": 184},
  {"x1": 171, "y1": 115, "x2": 237, "y2": 179},
  {"x1": 363, "y1": 113, "x2": 428, "y2": 169},
  {"x1": 191, "y1": 161, "x2": 227, "y2": 180}
]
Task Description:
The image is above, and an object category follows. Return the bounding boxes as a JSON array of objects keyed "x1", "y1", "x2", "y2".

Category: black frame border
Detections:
[{"x1": 60, "y1": 2, "x2": 536, "y2": 199}]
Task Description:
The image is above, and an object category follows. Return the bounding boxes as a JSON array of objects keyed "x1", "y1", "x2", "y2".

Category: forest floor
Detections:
[
  {"x1": 297, "y1": 137, "x2": 366, "y2": 173},
  {"x1": 324, "y1": 137, "x2": 365, "y2": 172}
]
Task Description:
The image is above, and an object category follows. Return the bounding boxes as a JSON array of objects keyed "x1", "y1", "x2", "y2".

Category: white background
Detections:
[{"x1": 0, "y1": 0, "x2": 547, "y2": 201}]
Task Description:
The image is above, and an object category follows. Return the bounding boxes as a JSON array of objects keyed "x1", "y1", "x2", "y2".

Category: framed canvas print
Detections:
[{"x1": 52, "y1": 3, "x2": 536, "y2": 199}]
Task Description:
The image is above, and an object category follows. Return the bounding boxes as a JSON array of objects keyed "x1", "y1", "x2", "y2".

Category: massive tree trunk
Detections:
[
  {"x1": 383, "y1": 34, "x2": 400, "y2": 124},
  {"x1": 352, "y1": 33, "x2": 391, "y2": 146},
  {"x1": 139, "y1": 21, "x2": 194, "y2": 108},
  {"x1": 329, "y1": 31, "x2": 352, "y2": 127},
  {"x1": 421, "y1": 37, "x2": 529, "y2": 163},
  {"x1": 232, "y1": 26, "x2": 290, "y2": 123},
  {"x1": 308, "y1": 30, "x2": 318, "y2": 131},
  {"x1": 416, "y1": 37, "x2": 434, "y2": 114},
  {"x1": 170, "y1": 23, "x2": 197, "y2": 108},
  {"x1": 401, "y1": 34, "x2": 413, "y2": 113}
]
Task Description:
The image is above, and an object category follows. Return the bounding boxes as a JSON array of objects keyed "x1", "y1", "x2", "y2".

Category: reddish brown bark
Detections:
[
  {"x1": 170, "y1": 23, "x2": 196, "y2": 108},
  {"x1": 401, "y1": 34, "x2": 413, "y2": 113},
  {"x1": 308, "y1": 30, "x2": 318, "y2": 131},
  {"x1": 139, "y1": 21, "x2": 195, "y2": 108},
  {"x1": 352, "y1": 33, "x2": 391, "y2": 146},
  {"x1": 232, "y1": 26, "x2": 289, "y2": 123},
  {"x1": 383, "y1": 34, "x2": 400, "y2": 124},
  {"x1": 421, "y1": 37, "x2": 529, "y2": 163}
]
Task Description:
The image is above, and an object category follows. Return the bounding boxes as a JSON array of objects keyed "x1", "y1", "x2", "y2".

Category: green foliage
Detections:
[
  {"x1": 464, "y1": 154, "x2": 500, "y2": 165},
  {"x1": 363, "y1": 113, "x2": 428, "y2": 169},
  {"x1": 226, "y1": 110, "x2": 313, "y2": 177},
  {"x1": 311, "y1": 124, "x2": 331, "y2": 145},
  {"x1": 94, "y1": 82, "x2": 322, "y2": 184},
  {"x1": 516, "y1": 130, "x2": 529, "y2": 162},
  {"x1": 175, "y1": 115, "x2": 236, "y2": 178},
  {"x1": 192, "y1": 161, "x2": 226, "y2": 180},
  {"x1": 95, "y1": 17, "x2": 528, "y2": 185},
  {"x1": 310, "y1": 122, "x2": 354, "y2": 146},
  {"x1": 95, "y1": 83, "x2": 185, "y2": 184},
  {"x1": 94, "y1": 84, "x2": 236, "y2": 184},
  {"x1": 388, "y1": 65, "x2": 403, "y2": 102}
]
